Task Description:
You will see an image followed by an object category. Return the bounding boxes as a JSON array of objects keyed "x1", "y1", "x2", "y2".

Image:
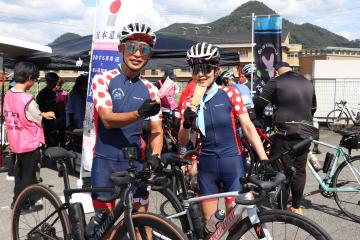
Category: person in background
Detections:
[
  {"x1": 5, "y1": 80, "x2": 16, "y2": 181},
  {"x1": 55, "y1": 78, "x2": 68, "y2": 147},
  {"x1": 154, "y1": 69, "x2": 179, "y2": 113},
  {"x1": 4, "y1": 62, "x2": 55, "y2": 209},
  {"x1": 36, "y1": 72, "x2": 59, "y2": 147},
  {"x1": 220, "y1": 70, "x2": 256, "y2": 120},
  {"x1": 254, "y1": 61, "x2": 317, "y2": 215},
  {"x1": 66, "y1": 74, "x2": 88, "y2": 130}
]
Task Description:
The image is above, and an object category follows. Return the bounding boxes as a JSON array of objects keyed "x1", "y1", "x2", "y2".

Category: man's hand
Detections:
[
  {"x1": 42, "y1": 111, "x2": 56, "y2": 120},
  {"x1": 183, "y1": 107, "x2": 197, "y2": 129},
  {"x1": 137, "y1": 99, "x2": 160, "y2": 119},
  {"x1": 146, "y1": 154, "x2": 162, "y2": 171}
]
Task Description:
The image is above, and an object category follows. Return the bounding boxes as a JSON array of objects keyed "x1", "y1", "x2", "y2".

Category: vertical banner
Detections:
[
  {"x1": 82, "y1": 0, "x2": 140, "y2": 170},
  {"x1": 254, "y1": 16, "x2": 282, "y2": 82}
]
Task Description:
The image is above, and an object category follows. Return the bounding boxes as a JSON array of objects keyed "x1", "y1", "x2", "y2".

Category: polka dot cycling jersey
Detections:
[
  {"x1": 180, "y1": 86, "x2": 247, "y2": 157},
  {"x1": 92, "y1": 68, "x2": 161, "y2": 160}
]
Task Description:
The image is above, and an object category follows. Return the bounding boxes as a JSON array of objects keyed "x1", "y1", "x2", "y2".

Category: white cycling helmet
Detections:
[
  {"x1": 220, "y1": 70, "x2": 235, "y2": 80},
  {"x1": 120, "y1": 22, "x2": 156, "y2": 47},
  {"x1": 242, "y1": 63, "x2": 256, "y2": 76},
  {"x1": 186, "y1": 42, "x2": 220, "y2": 65}
]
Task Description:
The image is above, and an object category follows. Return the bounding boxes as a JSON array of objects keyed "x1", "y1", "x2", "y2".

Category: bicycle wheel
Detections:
[
  {"x1": 332, "y1": 156, "x2": 360, "y2": 222},
  {"x1": 326, "y1": 109, "x2": 350, "y2": 130},
  {"x1": 11, "y1": 184, "x2": 71, "y2": 240},
  {"x1": 148, "y1": 187, "x2": 189, "y2": 231},
  {"x1": 110, "y1": 212, "x2": 187, "y2": 240},
  {"x1": 228, "y1": 209, "x2": 332, "y2": 240}
]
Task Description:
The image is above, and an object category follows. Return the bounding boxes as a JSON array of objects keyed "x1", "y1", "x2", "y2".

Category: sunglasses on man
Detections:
[
  {"x1": 124, "y1": 41, "x2": 152, "y2": 57},
  {"x1": 191, "y1": 64, "x2": 217, "y2": 75}
]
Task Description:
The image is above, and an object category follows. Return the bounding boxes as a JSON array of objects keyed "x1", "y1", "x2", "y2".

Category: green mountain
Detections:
[
  {"x1": 50, "y1": 33, "x2": 82, "y2": 45},
  {"x1": 158, "y1": 1, "x2": 353, "y2": 49}
]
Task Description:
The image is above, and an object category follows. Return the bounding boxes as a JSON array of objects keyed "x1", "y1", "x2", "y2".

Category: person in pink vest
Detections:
[{"x1": 4, "y1": 62, "x2": 55, "y2": 209}]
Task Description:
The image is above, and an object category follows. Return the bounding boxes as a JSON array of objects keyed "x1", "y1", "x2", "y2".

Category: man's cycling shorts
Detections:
[
  {"x1": 198, "y1": 155, "x2": 244, "y2": 202},
  {"x1": 91, "y1": 155, "x2": 149, "y2": 207}
]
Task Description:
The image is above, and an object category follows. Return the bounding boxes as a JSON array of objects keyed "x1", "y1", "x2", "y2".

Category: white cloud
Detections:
[{"x1": 0, "y1": 0, "x2": 358, "y2": 45}]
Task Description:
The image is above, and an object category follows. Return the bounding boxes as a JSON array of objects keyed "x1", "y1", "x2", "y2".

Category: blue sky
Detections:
[{"x1": 0, "y1": 0, "x2": 358, "y2": 45}]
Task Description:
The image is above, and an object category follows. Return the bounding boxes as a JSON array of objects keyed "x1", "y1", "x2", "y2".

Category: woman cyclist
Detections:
[{"x1": 178, "y1": 42, "x2": 268, "y2": 222}]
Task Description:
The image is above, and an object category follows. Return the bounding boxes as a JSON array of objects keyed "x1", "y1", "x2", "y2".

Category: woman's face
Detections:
[{"x1": 191, "y1": 64, "x2": 219, "y2": 88}]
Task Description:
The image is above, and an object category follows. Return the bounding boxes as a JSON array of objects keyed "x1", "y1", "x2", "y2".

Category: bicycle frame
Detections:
[
  {"x1": 308, "y1": 139, "x2": 360, "y2": 193},
  {"x1": 166, "y1": 192, "x2": 268, "y2": 240}
]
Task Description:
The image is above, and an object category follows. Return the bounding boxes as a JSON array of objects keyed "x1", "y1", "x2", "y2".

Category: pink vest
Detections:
[
  {"x1": 158, "y1": 80, "x2": 178, "y2": 110},
  {"x1": 4, "y1": 91, "x2": 45, "y2": 153}
]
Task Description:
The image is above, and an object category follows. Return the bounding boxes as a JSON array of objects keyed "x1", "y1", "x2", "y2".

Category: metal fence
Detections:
[{"x1": 314, "y1": 78, "x2": 360, "y2": 121}]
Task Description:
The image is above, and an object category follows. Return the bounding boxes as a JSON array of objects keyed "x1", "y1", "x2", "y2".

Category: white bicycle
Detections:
[{"x1": 326, "y1": 100, "x2": 360, "y2": 130}]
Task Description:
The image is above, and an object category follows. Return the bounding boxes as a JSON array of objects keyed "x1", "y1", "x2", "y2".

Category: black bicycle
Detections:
[{"x1": 11, "y1": 147, "x2": 187, "y2": 240}]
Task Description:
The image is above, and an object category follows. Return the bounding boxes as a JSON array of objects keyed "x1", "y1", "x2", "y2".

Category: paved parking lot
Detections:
[{"x1": 0, "y1": 129, "x2": 359, "y2": 239}]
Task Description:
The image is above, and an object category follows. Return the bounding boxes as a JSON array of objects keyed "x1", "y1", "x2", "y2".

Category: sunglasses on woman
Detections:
[
  {"x1": 191, "y1": 64, "x2": 216, "y2": 74},
  {"x1": 124, "y1": 41, "x2": 152, "y2": 56}
]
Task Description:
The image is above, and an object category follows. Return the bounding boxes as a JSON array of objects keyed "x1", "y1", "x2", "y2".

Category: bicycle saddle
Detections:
[
  {"x1": 162, "y1": 153, "x2": 192, "y2": 166},
  {"x1": 334, "y1": 129, "x2": 357, "y2": 137},
  {"x1": 44, "y1": 147, "x2": 77, "y2": 159}
]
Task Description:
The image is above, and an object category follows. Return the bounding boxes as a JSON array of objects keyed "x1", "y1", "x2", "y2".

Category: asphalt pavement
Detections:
[{"x1": 0, "y1": 129, "x2": 359, "y2": 239}]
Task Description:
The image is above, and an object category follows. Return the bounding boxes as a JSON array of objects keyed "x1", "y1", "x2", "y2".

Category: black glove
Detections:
[
  {"x1": 146, "y1": 154, "x2": 162, "y2": 171},
  {"x1": 137, "y1": 99, "x2": 160, "y2": 119},
  {"x1": 183, "y1": 107, "x2": 197, "y2": 129},
  {"x1": 258, "y1": 161, "x2": 277, "y2": 177}
]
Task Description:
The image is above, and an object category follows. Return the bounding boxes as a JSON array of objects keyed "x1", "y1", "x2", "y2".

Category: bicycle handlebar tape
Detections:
[
  {"x1": 137, "y1": 99, "x2": 161, "y2": 119},
  {"x1": 291, "y1": 137, "x2": 313, "y2": 153}
]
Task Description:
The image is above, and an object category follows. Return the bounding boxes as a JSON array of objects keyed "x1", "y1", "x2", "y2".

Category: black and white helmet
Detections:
[
  {"x1": 120, "y1": 22, "x2": 156, "y2": 47},
  {"x1": 186, "y1": 42, "x2": 220, "y2": 65},
  {"x1": 220, "y1": 70, "x2": 235, "y2": 80},
  {"x1": 242, "y1": 63, "x2": 256, "y2": 76}
]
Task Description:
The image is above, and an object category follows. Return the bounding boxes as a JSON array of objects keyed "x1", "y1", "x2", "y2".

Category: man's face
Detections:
[
  {"x1": 119, "y1": 40, "x2": 152, "y2": 71},
  {"x1": 191, "y1": 64, "x2": 219, "y2": 88}
]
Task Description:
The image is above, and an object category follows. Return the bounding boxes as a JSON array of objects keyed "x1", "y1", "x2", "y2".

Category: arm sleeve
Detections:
[
  {"x1": 254, "y1": 78, "x2": 276, "y2": 117},
  {"x1": 91, "y1": 73, "x2": 113, "y2": 112},
  {"x1": 25, "y1": 99, "x2": 43, "y2": 126}
]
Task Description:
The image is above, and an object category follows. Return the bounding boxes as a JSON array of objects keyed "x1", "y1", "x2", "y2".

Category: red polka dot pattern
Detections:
[
  {"x1": 98, "y1": 78, "x2": 104, "y2": 85},
  {"x1": 106, "y1": 75, "x2": 112, "y2": 80},
  {"x1": 105, "y1": 100, "x2": 112, "y2": 106},
  {"x1": 220, "y1": 86, "x2": 247, "y2": 116},
  {"x1": 92, "y1": 83, "x2": 97, "y2": 90},
  {"x1": 98, "y1": 92, "x2": 105, "y2": 98}
]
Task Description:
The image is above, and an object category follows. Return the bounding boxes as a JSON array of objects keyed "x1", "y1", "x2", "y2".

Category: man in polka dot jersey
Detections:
[
  {"x1": 90, "y1": 23, "x2": 163, "y2": 212},
  {"x1": 178, "y1": 42, "x2": 268, "y2": 223}
]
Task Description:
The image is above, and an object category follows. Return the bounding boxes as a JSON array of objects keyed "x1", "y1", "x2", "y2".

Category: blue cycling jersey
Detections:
[
  {"x1": 181, "y1": 86, "x2": 247, "y2": 157},
  {"x1": 231, "y1": 83, "x2": 254, "y2": 109},
  {"x1": 92, "y1": 68, "x2": 161, "y2": 161}
]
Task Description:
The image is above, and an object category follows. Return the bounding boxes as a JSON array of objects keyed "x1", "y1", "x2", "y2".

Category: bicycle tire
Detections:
[
  {"x1": 228, "y1": 209, "x2": 332, "y2": 240},
  {"x1": 11, "y1": 184, "x2": 71, "y2": 240},
  {"x1": 109, "y1": 212, "x2": 188, "y2": 240},
  {"x1": 332, "y1": 156, "x2": 360, "y2": 223},
  {"x1": 148, "y1": 187, "x2": 190, "y2": 231},
  {"x1": 326, "y1": 109, "x2": 350, "y2": 130}
]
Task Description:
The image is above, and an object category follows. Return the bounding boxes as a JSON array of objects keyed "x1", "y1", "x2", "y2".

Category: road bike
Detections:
[
  {"x1": 163, "y1": 139, "x2": 333, "y2": 239},
  {"x1": 11, "y1": 147, "x2": 187, "y2": 240},
  {"x1": 306, "y1": 130, "x2": 360, "y2": 222},
  {"x1": 326, "y1": 100, "x2": 360, "y2": 130}
]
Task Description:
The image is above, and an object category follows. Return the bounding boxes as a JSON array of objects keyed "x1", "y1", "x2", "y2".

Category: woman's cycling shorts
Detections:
[{"x1": 198, "y1": 154, "x2": 244, "y2": 197}]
